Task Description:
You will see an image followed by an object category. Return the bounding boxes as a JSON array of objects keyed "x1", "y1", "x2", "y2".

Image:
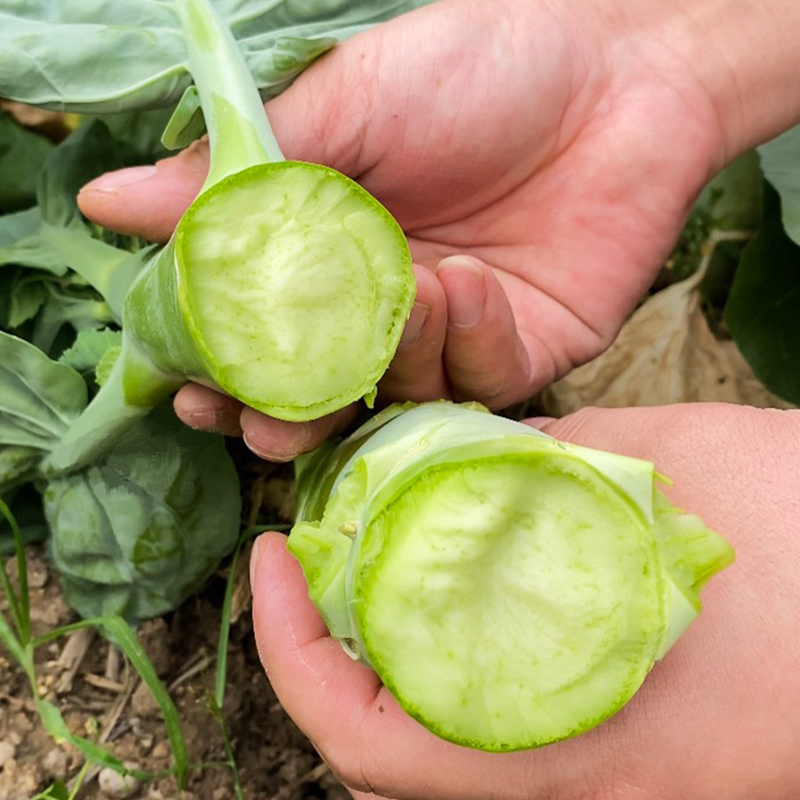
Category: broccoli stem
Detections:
[{"x1": 175, "y1": 0, "x2": 284, "y2": 191}]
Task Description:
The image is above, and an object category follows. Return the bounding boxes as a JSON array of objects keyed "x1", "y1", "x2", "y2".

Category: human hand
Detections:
[
  {"x1": 250, "y1": 403, "x2": 800, "y2": 800},
  {"x1": 78, "y1": 0, "x2": 800, "y2": 460}
]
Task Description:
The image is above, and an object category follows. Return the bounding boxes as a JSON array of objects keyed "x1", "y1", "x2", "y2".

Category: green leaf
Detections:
[
  {"x1": 758, "y1": 125, "x2": 800, "y2": 245},
  {"x1": 30, "y1": 780, "x2": 70, "y2": 800},
  {"x1": 100, "y1": 616, "x2": 188, "y2": 786},
  {"x1": 0, "y1": 110, "x2": 54, "y2": 213},
  {"x1": 162, "y1": 86, "x2": 206, "y2": 150},
  {"x1": 0, "y1": 208, "x2": 69, "y2": 274},
  {"x1": 59, "y1": 328, "x2": 123, "y2": 375},
  {"x1": 36, "y1": 697, "x2": 153, "y2": 781},
  {"x1": 725, "y1": 182, "x2": 800, "y2": 405},
  {"x1": 0, "y1": 493, "x2": 30, "y2": 645},
  {"x1": 95, "y1": 344, "x2": 122, "y2": 387},
  {"x1": 38, "y1": 223, "x2": 154, "y2": 322},
  {"x1": 45, "y1": 403, "x2": 240, "y2": 622},
  {"x1": 92, "y1": 107, "x2": 175, "y2": 162},
  {"x1": 6, "y1": 276, "x2": 48, "y2": 328},
  {"x1": 0, "y1": 1, "x2": 434, "y2": 113},
  {"x1": 0, "y1": 330, "x2": 88, "y2": 450},
  {"x1": 32, "y1": 287, "x2": 113, "y2": 355},
  {"x1": 0, "y1": 608, "x2": 26, "y2": 667}
]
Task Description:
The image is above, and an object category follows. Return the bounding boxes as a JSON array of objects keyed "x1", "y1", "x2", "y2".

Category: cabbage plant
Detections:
[
  {"x1": 0, "y1": 0, "x2": 430, "y2": 473},
  {"x1": 289, "y1": 402, "x2": 735, "y2": 751}
]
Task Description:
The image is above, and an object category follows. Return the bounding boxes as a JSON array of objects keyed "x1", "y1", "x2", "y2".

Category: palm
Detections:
[{"x1": 276, "y1": 0, "x2": 721, "y2": 390}]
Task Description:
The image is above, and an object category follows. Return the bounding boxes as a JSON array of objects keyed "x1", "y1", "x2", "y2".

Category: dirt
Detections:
[{"x1": 0, "y1": 459, "x2": 352, "y2": 800}]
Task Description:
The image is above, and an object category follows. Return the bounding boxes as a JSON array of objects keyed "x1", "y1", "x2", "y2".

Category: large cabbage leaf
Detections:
[{"x1": 0, "y1": 0, "x2": 434, "y2": 113}]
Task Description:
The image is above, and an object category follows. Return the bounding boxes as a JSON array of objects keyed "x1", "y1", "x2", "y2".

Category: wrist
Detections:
[{"x1": 585, "y1": 0, "x2": 800, "y2": 166}]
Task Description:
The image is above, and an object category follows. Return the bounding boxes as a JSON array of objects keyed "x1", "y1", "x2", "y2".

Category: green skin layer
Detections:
[{"x1": 288, "y1": 402, "x2": 735, "y2": 751}]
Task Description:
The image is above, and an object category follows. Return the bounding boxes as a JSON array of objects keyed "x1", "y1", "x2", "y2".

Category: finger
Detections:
[
  {"x1": 240, "y1": 403, "x2": 358, "y2": 462},
  {"x1": 436, "y1": 255, "x2": 533, "y2": 409},
  {"x1": 174, "y1": 382, "x2": 244, "y2": 436},
  {"x1": 379, "y1": 264, "x2": 449, "y2": 402},
  {"x1": 249, "y1": 534, "x2": 579, "y2": 800},
  {"x1": 77, "y1": 139, "x2": 210, "y2": 242}
]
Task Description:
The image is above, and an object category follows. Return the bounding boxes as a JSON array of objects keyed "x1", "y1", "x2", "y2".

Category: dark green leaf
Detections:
[
  {"x1": 7, "y1": 277, "x2": 47, "y2": 328},
  {"x1": 725, "y1": 182, "x2": 800, "y2": 405},
  {"x1": 0, "y1": 483, "x2": 49, "y2": 556},
  {"x1": 31, "y1": 780, "x2": 70, "y2": 800},
  {"x1": 37, "y1": 122, "x2": 139, "y2": 227},
  {"x1": 92, "y1": 107, "x2": 175, "y2": 162},
  {"x1": 0, "y1": 110, "x2": 54, "y2": 213}
]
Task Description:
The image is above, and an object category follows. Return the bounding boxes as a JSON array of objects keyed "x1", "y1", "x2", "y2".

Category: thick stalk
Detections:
[
  {"x1": 175, "y1": 0, "x2": 284, "y2": 191},
  {"x1": 42, "y1": 336, "x2": 181, "y2": 476}
]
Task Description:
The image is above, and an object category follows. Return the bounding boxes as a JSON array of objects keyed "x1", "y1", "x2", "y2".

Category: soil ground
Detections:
[{"x1": 0, "y1": 459, "x2": 352, "y2": 800}]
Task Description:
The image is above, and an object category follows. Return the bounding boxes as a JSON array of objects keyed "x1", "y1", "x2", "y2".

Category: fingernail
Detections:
[
  {"x1": 436, "y1": 256, "x2": 486, "y2": 328},
  {"x1": 80, "y1": 165, "x2": 158, "y2": 194},
  {"x1": 243, "y1": 431, "x2": 298, "y2": 463},
  {"x1": 399, "y1": 302, "x2": 430, "y2": 345},
  {"x1": 250, "y1": 534, "x2": 265, "y2": 589}
]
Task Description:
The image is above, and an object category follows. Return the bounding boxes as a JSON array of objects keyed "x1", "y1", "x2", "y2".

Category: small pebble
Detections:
[
  {"x1": 42, "y1": 747, "x2": 69, "y2": 779},
  {"x1": 151, "y1": 741, "x2": 170, "y2": 760},
  {"x1": 98, "y1": 766, "x2": 141, "y2": 798},
  {"x1": 0, "y1": 740, "x2": 16, "y2": 767}
]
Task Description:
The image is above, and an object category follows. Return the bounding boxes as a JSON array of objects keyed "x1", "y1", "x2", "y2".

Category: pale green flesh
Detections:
[
  {"x1": 177, "y1": 162, "x2": 413, "y2": 419},
  {"x1": 354, "y1": 455, "x2": 665, "y2": 750}
]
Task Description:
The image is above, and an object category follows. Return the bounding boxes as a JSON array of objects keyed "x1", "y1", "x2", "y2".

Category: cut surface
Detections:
[
  {"x1": 176, "y1": 162, "x2": 413, "y2": 420},
  {"x1": 353, "y1": 454, "x2": 665, "y2": 750}
]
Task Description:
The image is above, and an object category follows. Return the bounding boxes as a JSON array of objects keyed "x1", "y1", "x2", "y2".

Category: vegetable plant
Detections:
[
  {"x1": 0, "y1": 0, "x2": 433, "y2": 621},
  {"x1": 0, "y1": 0, "x2": 430, "y2": 474},
  {"x1": 289, "y1": 402, "x2": 735, "y2": 750}
]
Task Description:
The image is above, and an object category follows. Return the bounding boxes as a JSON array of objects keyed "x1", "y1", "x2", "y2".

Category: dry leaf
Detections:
[{"x1": 540, "y1": 270, "x2": 794, "y2": 415}]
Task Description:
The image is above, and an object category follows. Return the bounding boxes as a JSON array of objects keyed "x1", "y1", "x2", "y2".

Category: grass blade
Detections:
[
  {"x1": 100, "y1": 617, "x2": 189, "y2": 788},
  {"x1": 216, "y1": 526, "x2": 265, "y2": 708},
  {"x1": 0, "y1": 608, "x2": 27, "y2": 665},
  {"x1": 31, "y1": 616, "x2": 189, "y2": 788},
  {"x1": 0, "y1": 496, "x2": 28, "y2": 641},
  {"x1": 37, "y1": 698, "x2": 155, "y2": 781}
]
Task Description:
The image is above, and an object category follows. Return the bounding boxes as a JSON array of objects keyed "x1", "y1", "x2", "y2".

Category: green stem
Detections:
[
  {"x1": 39, "y1": 224, "x2": 152, "y2": 322},
  {"x1": 175, "y1": 0, "x2": 284, "y2": 192},
  {"x1": 42, "y1": 336, "x2": 181, "y2": 476}
]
